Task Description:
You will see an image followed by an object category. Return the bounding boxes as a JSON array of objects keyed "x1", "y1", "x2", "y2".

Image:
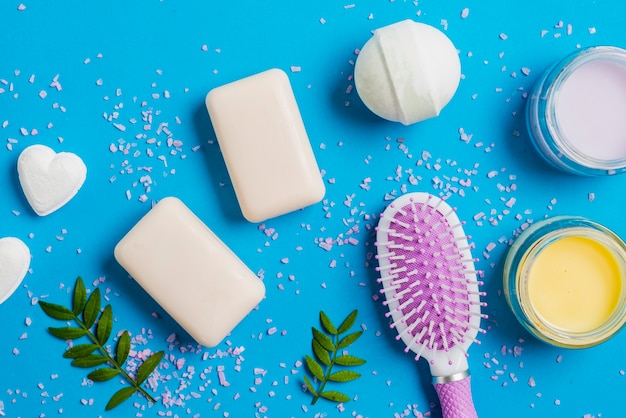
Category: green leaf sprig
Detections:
[
  {"x1": 38, "y1": 276, "x2": 164, "y2": 411},
  {"x1": 303, "y1": 310, "x2": 366, "y2": 405}
]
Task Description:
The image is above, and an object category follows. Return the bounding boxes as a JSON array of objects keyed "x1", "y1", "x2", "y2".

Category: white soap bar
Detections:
[
  {"x1": 114, "y1": 197, "x2": 265, "y2": 347},
  {"x1": 354, "y1": 20, "x2": 461, "y2": 125},
  {"x1": 205, "y1": 68, "x2": 325, "y2": 222}
]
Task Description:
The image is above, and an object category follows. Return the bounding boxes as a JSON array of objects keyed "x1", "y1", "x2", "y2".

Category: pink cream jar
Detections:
[{"x1": 527, "y1": 46, "x2": 626, "y2": 175}]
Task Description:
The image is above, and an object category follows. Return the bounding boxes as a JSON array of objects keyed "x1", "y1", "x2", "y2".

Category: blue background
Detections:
[{"x1": 1, "y1": 1, "x2": 626, "y2": 417}]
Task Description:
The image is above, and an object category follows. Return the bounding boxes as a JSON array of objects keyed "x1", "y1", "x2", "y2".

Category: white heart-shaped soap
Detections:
[
  {"x1": 17, "y1": 144, "x2": 87, "y2": 216},
  {"x1": 0, "y1": 237, "x2": 30, "y2": 304}
]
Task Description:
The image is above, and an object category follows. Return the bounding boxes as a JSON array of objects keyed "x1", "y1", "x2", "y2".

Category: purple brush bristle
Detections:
[{"x1": 375, "y1": 192, "x2": 487, "y2": 418}]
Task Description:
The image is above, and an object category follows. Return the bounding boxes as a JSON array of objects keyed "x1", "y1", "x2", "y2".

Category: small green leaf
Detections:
[
  {"x1": 303, "y1": 309, "x2": 365, "y2": 405},
  {"x1": 105, "y1": 386, "x2": 136, "y2": 411},
  {"x1": 319, "y1": 311, "x2": 338, "y2": 335},
  {"x1": 39, "y1": 276, "x2": 163, "y2": 410},
  {"x1": 88, "y1": 368, "x2": 120, "y2": 382},
  {"x1": 48, "y1": 327, "x2": 88, "y2": 340},
  {"x1": 334, "y1": 354, "x2": 366, "y2": 366},
  {"x1": 96, "y1": 305, "x2": 113, "y2": 345},
  {"x1": 136, "y1": 351, "x2": 164, "y2": 385},
  {"x1": 305, "y1": 355, "x2": 325, "y2": 381},
  {"x1": 116, "y1": 331, "x2": 131, "y2": 366},
  {"x1": 303, "y1": 376, "x2": 317, "y2": 396},
  {"x1": 312, "y1": 339, "x2": 331, "y2": 366},
  {"x1": 337, "y1": 310, "x2": 358, "y2": 334},
  {"x1": 63, "y1": 344, "x2": 99, "y2": 359},
  {"x1": 312, "y1": 327, "x2": 335, "y2": 351},
  {"x1": 72, "y1": 277, "x2": 87, "y2": 316},
  {"x1": 320, "y1": 390, "x2": 351, "y2": 403},
  {"x1": 328, "y1": 370, "x2": 361, "y2": 383},
  {"x1": 83, "y1": 288, "x2": 101, "y2": 328},
  {"x1": 337, "y1": 331, "x2": 363, "y2": 349},
  {"x1": 71, "y1": 354, "x2": 109, "y2": 368},
  {"x1": 39, "y1": 301, "x2": 76, "y2": 321}
]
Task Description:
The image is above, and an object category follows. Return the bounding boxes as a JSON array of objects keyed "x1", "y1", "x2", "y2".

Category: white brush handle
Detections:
[{"x1": 432, "y1": 373, "x2": 478, "y2": 418}]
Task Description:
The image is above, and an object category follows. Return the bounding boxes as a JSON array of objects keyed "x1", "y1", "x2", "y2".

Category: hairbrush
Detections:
[{"x1": 375, "y1": 192, "x2": 486, "y2": 418}]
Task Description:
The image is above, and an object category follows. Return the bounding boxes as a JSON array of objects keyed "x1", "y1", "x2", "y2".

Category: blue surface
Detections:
[{"x1": 2, "y1": 1, "x2": 626, "y2": 417}]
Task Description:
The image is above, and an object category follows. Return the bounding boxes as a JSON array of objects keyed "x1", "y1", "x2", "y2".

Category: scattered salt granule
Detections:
[
  {"x1": 460, "y1": 7, "x2": 469, "y2": 18},
  {"x1": 17, "y1": 4, "x2": 26, "y2": 11},
  {"x1": 49, "y1": 74, "x2": 62, "y2": 91},
  {"x1": 588, "y1": 27, "x2": 597, "y2": 34}
]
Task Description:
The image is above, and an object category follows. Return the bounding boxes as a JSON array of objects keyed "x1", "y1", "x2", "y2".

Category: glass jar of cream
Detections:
[
  {"x1": 503, "y1": 216, "x2": 626, "y2": 348},
  {"x1": 527, "y1": 46, "x2": 626, "y2": 175}
]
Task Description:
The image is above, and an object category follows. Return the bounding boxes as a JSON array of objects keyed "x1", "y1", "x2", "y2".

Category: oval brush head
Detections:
[{"x1": 375, "y1": 192, "x2": 486, "y2": 418}]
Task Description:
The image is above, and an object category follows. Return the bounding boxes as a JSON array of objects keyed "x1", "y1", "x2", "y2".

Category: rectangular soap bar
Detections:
[
  {"x1": 205, "y1": 68, "x2": 325, "y2": 222},
  {"x1": 114, "y1": 197, "x2": 265, "y2": 347}
]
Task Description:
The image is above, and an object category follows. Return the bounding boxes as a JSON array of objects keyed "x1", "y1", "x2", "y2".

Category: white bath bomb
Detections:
[
  {"x1": 354, "y1": 20, "x2": 461, "y2": 125},
  {"x1": 17, "y1": 144, "x2": 87, "y2": 216},
  {"x1": 0, "y1": 237, "x2": 30, "y2": 304}
]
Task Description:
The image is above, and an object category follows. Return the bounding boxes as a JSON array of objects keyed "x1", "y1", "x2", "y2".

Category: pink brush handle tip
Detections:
[{"x1": 433, "y1": 375, "x2": 478, "y2": 418}]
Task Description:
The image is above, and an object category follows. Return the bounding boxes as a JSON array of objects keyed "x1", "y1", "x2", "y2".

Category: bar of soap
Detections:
[
  {"x1": 354, "y1": 20, "x2": 461, "y2": 125},
  {"x1": 114, "y1": 197, "x2": 265, "y2": 347},
  {"x1": 205, "y1": 68, "x2": 325, "y2": 222}
]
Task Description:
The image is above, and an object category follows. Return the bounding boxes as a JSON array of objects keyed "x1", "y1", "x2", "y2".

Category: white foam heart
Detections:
[
  {"x1": 18, "y1": 144, "x2": 87, "y2": 216},
  {"x1": 0, "y1": 237, "x2": 30, "y2": 304}
]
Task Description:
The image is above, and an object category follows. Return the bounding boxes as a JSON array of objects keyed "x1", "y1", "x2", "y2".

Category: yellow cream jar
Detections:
[{"x1": 503, "y1": 216, "x2": 626, "y2": 348}]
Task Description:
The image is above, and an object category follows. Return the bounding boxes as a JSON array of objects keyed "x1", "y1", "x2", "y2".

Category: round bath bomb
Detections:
[{"x1": 354, "y1": 20, "x2": 461, "y2": 125}]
